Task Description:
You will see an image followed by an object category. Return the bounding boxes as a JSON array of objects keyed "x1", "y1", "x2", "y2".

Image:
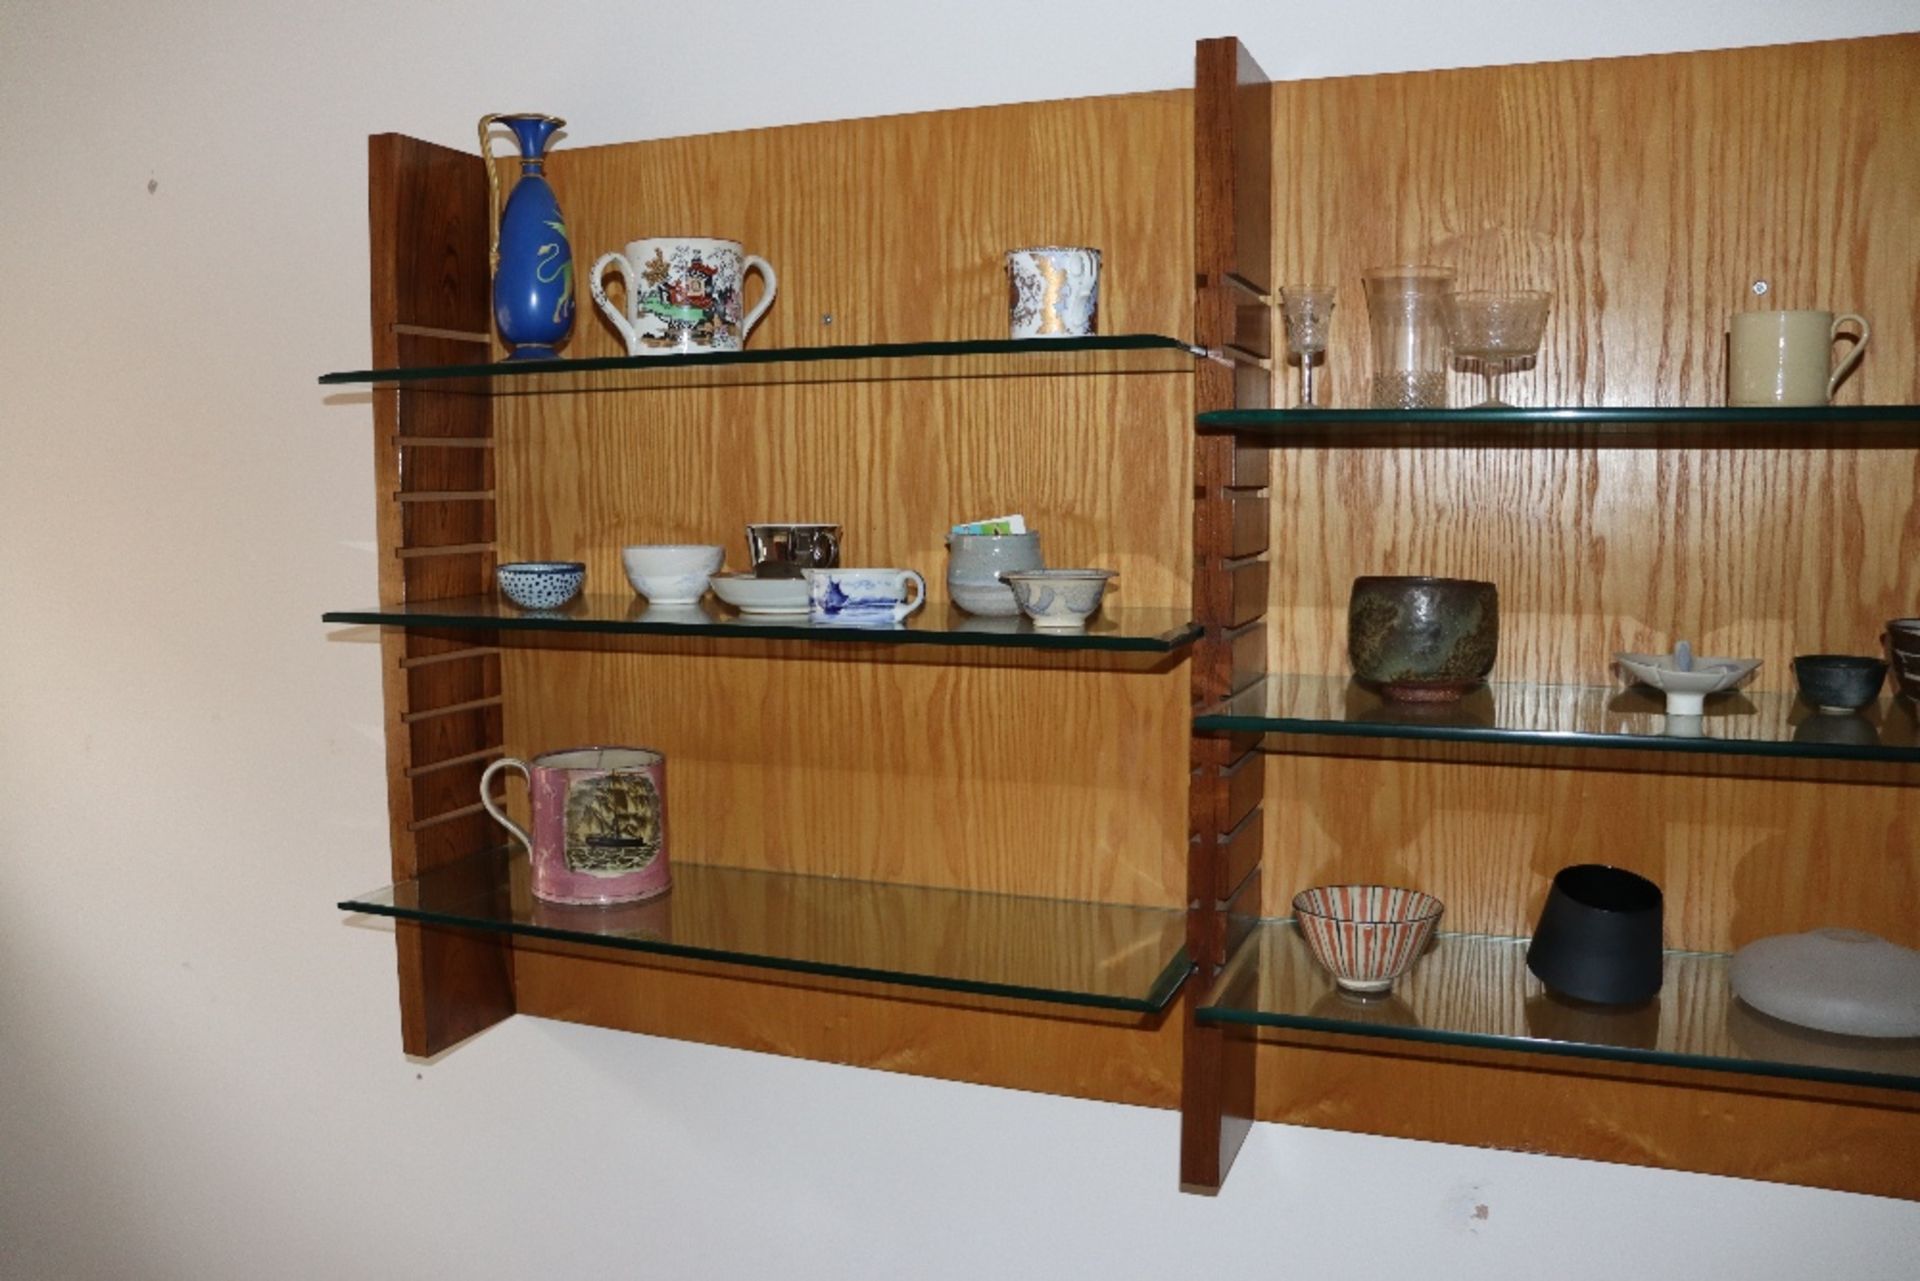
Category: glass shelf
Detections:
[
  {"x1": 342, "y1": 850, "x2": 1192, "y2": 1013},
  {"x1": 1194, "y1": 675, "x2": 1920, "y2": 763},
  {"x1": 323, "y1": 595, "x2": 1200, "y2": 653},
  {"x1": 1196, "y1": 404, "x2": 1920, "y2": 447},
  {"x1": 1200, "y1": 922, "x2": 1920, "y2": 1094},
  {"x1": 319, "y1": 334, "x2": 1201, "y2": 393}
]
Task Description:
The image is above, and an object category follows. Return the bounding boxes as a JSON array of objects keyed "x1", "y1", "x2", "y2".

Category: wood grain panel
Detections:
[
  {"x1": 1269, "y1": 37, "x2": 1918, "y2": 413},
  {"x1": 485, "y1": 91, "x2": 1196, "y2": 913},
  {"x1": 511, "y1": 944, "x2": 1183, "y2": 1108},
  {"x1": 553, "y1": 91, "x2": 1191, "y2": 354},
  {"x1": 499, "y1": 639, "x2": 1189, "y2": 906},
  {"x1": 1242, "y1": 39, "x2": 1920, "y2": 1196},
  {"x1": 1249, "y1": 1035, "x2": 1919, "y2": 1200},
  {"x1": 1262, "y1": 749, "x2": 1918, "y2": 951}
]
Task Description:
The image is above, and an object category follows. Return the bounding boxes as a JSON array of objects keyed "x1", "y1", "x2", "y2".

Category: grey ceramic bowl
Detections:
[
  {"x1": 1347, "y1": 576, "x2": 1498, "y2": 702},
  {"x1": 1792, "y1": 654, "x2": 1886, "y2": 714}
]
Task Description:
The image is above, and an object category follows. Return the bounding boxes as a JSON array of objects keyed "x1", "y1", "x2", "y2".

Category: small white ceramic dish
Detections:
[
  {"x1": 622, "y1": 544, "x2": 724, "y2": 605},
  {"x1": 710, "y1": 571, "x2": 811, "y2": 615},
  {"x1": 997, "y1": 568, "x2": 1116, "y2": 629},
  {"x1": 1731, "y1": 928, "x2": 1920, "y2": 1038},
  {"x1": 1614, "y1": 649, "x2": 1760, "y2": 715}
]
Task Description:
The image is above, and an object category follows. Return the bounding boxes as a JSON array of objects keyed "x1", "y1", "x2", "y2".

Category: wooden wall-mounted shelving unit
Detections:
[{"x1": 329, "y1": 33, "x2": 1920, "y2": 1199}]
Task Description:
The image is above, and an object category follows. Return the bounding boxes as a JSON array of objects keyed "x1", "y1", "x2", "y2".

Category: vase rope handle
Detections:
[
  {"x1": 477, "y1": 113, "x2": 568, "y2": 280},
  {"x1": 478, "y1": 114, "x2": 504, "y2": 279}
]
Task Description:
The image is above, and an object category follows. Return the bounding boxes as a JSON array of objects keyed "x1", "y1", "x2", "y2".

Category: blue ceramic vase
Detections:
[{"x1": 483, "y1": 113, "x2": 574, "y2": 360}]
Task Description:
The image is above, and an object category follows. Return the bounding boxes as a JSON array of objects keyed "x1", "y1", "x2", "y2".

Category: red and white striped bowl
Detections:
[{"x1": 1293, "y1": 884, "x2": 1445, "y2": 993}]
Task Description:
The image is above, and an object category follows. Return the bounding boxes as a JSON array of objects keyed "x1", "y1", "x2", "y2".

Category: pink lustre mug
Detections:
[{"x1": 480, "y1": 747, "x2": 670, "y2": 904}]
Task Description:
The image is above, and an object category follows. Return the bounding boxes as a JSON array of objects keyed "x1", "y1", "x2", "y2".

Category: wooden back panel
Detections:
[
  {"x1": 1245, "y1": 36, "x2": 1920, "y2": 1198},
  {"x1": 1260, "y1": 36, "x2": 1920, "y2": 948},
  {"x1": 491, "y1": 92, "x2": 1197, "y2": 908}
]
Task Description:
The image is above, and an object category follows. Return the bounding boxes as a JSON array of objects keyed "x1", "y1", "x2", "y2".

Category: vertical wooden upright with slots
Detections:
[
  {"x1": 367, "y1": 136, "x2": 514, "y2": 1054},
  {"x1": 1180, "y1": 37, "x2": 1272, "y2": 1193}
]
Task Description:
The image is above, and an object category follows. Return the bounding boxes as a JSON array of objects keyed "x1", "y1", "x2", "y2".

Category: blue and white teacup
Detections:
[{"x1": 805, "y1": 567, "x2": 926, "y2": 623}]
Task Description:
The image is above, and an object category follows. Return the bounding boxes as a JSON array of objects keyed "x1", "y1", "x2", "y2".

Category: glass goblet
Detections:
[
  {"x1": 1446, "y1": 290, "x2": 1552, "y2": 407},
  {"x1": 1279, "y1": 285, "x2": 1337, "y2": 407}
]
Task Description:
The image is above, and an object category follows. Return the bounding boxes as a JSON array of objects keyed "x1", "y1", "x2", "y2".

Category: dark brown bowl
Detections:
[{"x1": 1348, "y1": 576, "x2": 1499, "y2": 702}]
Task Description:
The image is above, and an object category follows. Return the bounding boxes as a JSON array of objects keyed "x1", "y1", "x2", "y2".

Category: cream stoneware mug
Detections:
[
  {"x1": 1728, "y1": 309, "x2": 1870, "y2": 406},
  {"x1": 591, "y1": 236, "x2": 777, "y2": 355}
]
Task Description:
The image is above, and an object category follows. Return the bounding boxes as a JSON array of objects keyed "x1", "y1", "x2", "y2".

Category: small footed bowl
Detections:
[
  {"x1": 1614, "y1": 651, "x2": 1760, "y2": 715},
  {"x1": 997, "y1": 569, "x2": 1115, "y2": 629},
  {"x1": 497, "y1": 561, "x2": 584, "y2": 609},
  {"x1": 1793, "y1": 654, "x2": 1887, "y2": 714},
  {"x1": 1292, "y1": 884, "x2": 1444, "y2": 993}
]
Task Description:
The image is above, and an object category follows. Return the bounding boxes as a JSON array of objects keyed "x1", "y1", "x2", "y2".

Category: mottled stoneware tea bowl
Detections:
[{"x1": 1348, "y1": 575, "x2": 1498, "y2": 702}]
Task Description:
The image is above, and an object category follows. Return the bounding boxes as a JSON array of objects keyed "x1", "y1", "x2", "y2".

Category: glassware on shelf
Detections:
[
  {"x1": 1361, "y1": 266, "x2": 1455, "y2": 408},
  {"x1": 1278, "y1": 284, "x2": 1337, "y2": 406},
  {"x1": 1446, "y1": 289, "x2": 1553, "y2": 407}
]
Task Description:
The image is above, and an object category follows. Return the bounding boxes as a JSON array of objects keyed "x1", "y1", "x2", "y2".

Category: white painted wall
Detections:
[{"x1": 3, "y1": 2, "x2": 1917, "y2": 1276}]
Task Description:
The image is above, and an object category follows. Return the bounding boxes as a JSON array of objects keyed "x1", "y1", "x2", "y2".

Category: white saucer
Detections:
[{"x1": 711, "y1": 572, "x2": 811, "y2": 615}]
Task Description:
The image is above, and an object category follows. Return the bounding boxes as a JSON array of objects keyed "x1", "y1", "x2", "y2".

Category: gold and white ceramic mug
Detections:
[{"x1": 1728, "y1": 309, "x2": 1870, "y2": 407}]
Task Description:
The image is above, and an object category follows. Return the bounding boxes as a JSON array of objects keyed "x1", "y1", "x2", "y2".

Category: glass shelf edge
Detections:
[
  {"x1": 340, "y1": 855, "x2": 1193, "y2": 1015},
  {"x1": 1197, "y1": 404, "x2": 1920, "y2": 427},
  {"x1": 322, "y1": 600, "x2": 1201, "y2": 654},
  {"x1": 1196, "y1": 925, "x2": 1920, "y2": 1095},
  {"x1": 320, "y1": 333, "x2": 1203, "y2": 387},
  {"x1": 1193, "y1": 676, "x2": 1920, "y2": 764},
  {"x1": 1191, "y1": 1003, "x2": 1920, "y2": 1094}
]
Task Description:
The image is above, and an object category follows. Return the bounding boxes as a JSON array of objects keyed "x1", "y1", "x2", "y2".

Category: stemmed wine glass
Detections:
[
  {"x1": 1279, "y1": 285, "x2": 1337, "y2": 407},
  {"x1": 1446, "y1": 290, "x2": 1552, "y2": 407}
]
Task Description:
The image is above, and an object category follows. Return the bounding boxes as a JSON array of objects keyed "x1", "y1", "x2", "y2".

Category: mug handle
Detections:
[
  {"x1": 895, "y1": 569, "x2": 927, "y2": 620},
  {"x1": 1828, "y1": 312, "x2": 1870, "y2": 400},
  {"x1": 739, "y1": 255, "x2": 779, "y2": 342},
  {"x1": 589, "y1": 252, "x2": 640, "y2": 355},
  {"x1": 479, "y1": 757, "x2": 533, "y2": 851}
]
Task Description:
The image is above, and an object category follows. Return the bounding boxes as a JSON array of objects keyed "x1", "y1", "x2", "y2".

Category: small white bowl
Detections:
[
  {"x1": 997, "y1": 568, "x2": 1115, "y2": 629},
  {"x1": 497, "y1": 561, "x2": 584, "y2": 609},
  {"x1": 710, "y1": 571, "x2": 811, "y2": 615},
  {"x1": 622, "y1": 544, "x2": 724, "y2": 605}
]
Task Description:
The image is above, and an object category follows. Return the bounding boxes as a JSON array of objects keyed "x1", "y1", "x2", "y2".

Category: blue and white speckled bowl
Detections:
[{"x1": 497, "y1": 561, "x2": 585, "y2": 609}]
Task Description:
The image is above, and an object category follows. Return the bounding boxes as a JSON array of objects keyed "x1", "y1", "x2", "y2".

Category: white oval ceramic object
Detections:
[
  {"x1": 710, "y1": 572, "x2": 811, "y2": 615},
  {"x1": 1730, "y1": 928, "x2": 1920, "y2": 1038}
]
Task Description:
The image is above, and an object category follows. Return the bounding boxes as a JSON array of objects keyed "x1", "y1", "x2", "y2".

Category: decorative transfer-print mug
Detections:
[
  {"x1": 591, "y1": 236, "x2": 778, "y2": 355},
  {"x1": 480, "y1": 747, "x2": 670, "y2": 904},
  {"x1": 1007, "y1": 246, "x2": 1100, "y2": 338}
]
